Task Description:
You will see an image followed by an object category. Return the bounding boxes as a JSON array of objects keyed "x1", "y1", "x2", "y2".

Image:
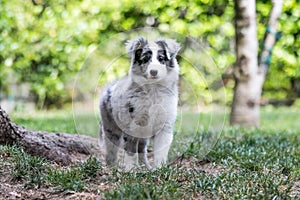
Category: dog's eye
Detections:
[
  {"x1": 141, "y1": 55, "x2": 151, "y2": 63},
  {"x1": 141, "y1": 51, "x2": 152, "y2": 64},
  {"x1": 157, "y1": 50, "x2": 168, "y2": 64},
  {"x1": 135, "y1": 49, "x2": 142, "y2": 59},
  {"x1": 158, "y1": 55, "x2": 166, "y2": 64},
  {"x1": 158, "y1": 55, "x2": 165, "y2": 62}
]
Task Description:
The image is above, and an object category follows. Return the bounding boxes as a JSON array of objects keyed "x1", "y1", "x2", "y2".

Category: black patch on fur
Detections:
[
  {"x1": 101, "y1": 89, "x2": 113, "y2": 122},
  {"x1": 105, "y1": 89, "x2": 113, "y2": 116},
  {"x1": 141, "y1": 50, "x2": 152, "y2": 64},
  {"x1": 129, "y1": 106, "x2": 134, "y2": 113},
  {"x1": 138, "y1": 139, "x2": 148, "y2": 153},
  {"x1": 128, "y1": 37, "x2": 148, "y2": 62},
  {"x1": 157, "y1": 49, "x2": 168, "y2": 65},
  {"x1": 105, "y1": 128, "x2": 112, "y2": 133},
  {"x1": 156, "y1": 40, "x2": 175, "y2": 68},
  {"x1": 106, "y1": 89, "x2": 111, "y2": 103},
  {"x1": 126, "y1": 101, "x2": 135, "y2": 118},
  {"x1": 134, "y1": 49, "x2": 143, "y2": 64},
  {"x1": 166, "y1": 59, "x2": 175, "y2": 68},
  {"x1": 134, "y1": 48, "x2": 152, "y2": 66},
  {"x1": 155, "y1": 40, "x2": 168, "y2": 50},
  {"x1": 106, "y1": 132, "x2": 121, "y2": 145},
  {"x1": 124, "y1": 135, "x2": 139, "y2": 154}
]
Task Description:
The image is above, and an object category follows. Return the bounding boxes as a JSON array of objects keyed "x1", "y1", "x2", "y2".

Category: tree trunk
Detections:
[
  {"x1": 230, "y1": 0, "x2": 262, "y2": 127},
  {"x1": 230, "y1": 0, "x2": 283, "y2": 127},
  {"x1": 0, "y1": 106, "x2": 101, "y2": 165}
]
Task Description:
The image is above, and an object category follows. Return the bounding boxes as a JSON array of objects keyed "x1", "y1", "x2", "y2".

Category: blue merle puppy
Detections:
[{"x1": 99, "y1": 37, "x2": 180, "y2": 170}]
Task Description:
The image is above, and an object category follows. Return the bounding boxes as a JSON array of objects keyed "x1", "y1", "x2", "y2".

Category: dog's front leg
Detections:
[
  {"x1": 138, "y1": 139, "x2": 151, "y2": 169},
  {"x1": 123, "y1": 135, "x2": 139, "y2": 171},
  {"x1": 104, "y1": 135, "x2": 120, "y2": 167},
  {"x1": 153, "y1": 127, "x2": 173, "y2": 168},
  {"x1": 124, "y1": 152, "x2": 138, "y2": 171}
]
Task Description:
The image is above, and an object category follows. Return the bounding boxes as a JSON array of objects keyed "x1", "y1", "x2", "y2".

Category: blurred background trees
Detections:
[{"x1": 0, "y1": 0, "x2": 299, "y2": 110}]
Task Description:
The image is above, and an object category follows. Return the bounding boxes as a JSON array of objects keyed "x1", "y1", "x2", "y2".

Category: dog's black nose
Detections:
[{"x1": 150, "y1": 69, "x2": 158, "y2": 76}]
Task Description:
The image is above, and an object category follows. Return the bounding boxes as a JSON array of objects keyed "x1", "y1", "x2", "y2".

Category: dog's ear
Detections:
[
  {"x1": 126, "y1": 37, "x2": 148, "y2": 60},
  {"x1": 165, "y1": 39, "x2": 181, "y2": 58},
  {"x1": 156, "y1": 39, "x2": 181, "y2": 59}
]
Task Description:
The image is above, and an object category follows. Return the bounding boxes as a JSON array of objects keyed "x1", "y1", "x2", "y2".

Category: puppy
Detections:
[{"x1": 99, "y1": 37, "x2": 180, "y2": 170}]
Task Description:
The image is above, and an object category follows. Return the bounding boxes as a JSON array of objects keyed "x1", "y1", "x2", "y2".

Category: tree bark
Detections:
[
  {"x1": 230, "y1": 0, "x2": 262, "y2": 127},
  {"x1": 0, "y1": 106, "x2": 101, "y2": 165},
  {"x1": 230, "y1": 0, "x2": 283, "y2": 127}
]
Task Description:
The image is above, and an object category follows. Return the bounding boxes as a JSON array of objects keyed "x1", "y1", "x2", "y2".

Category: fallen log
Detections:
[{"x1": 0, "y1": 106, "x2": 101, "y2": 165}]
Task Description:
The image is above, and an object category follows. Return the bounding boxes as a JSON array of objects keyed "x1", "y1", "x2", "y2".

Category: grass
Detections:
[
  {"x1": 10, "y1": 106, "x2": 300, "y2": 136},
  {"x1": 102, "y1": 129, "x2": 300, "y2": 199},
  {"x1": 0, "y1": 145, "x2": 102, "y2": 191},
  {"x1": 202, "y1": 130, "x2": 300, "y2": 199},
  {"x1": 3, "y1": 106, "x2": 300, "y2": 199}
]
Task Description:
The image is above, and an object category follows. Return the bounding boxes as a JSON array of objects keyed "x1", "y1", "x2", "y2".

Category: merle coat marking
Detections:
[{"x1": 99, "y1": 37, "x2": 180, "y2": 170}]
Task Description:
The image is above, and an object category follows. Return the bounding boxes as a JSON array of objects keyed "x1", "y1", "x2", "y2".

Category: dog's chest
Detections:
[
  {"x1": 111, "y1": 83, "x2": 177, "y2": 136},
  {"x1": 127, "y1": 85, "x2": 176, "y2": 113}
]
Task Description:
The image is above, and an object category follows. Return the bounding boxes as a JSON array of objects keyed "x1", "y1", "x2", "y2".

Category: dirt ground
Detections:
[
  {"x1": 1, "y1": 155, "x2": 299, "y2": 199},
  {"x1": 0, "y1": 160, "x2": 105, "y2": 200},
  {"x1": 0, "y1": 154, "x2": 221, "y2": 200}
]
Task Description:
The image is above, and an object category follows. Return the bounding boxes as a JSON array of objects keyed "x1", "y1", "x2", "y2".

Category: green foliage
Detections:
[
  {"x1": 257, "y1": 0, "x2": 300, "y2": 99},
  {"x1": 1, "y1": 0, "x2": 298, "y2": 107}
]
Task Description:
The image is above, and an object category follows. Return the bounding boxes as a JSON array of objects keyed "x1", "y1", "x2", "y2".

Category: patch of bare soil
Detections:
[{"x1": 170, "y1": 155, "x2": 226, "y2": 175}]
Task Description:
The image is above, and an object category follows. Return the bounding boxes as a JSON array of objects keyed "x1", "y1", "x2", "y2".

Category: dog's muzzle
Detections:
[
  {"x1": 150, "y1": 69, "x2": 158, "y2": 77},
  {"x1": 147, "y1": 63, "x2": 166, "y2": 80}
]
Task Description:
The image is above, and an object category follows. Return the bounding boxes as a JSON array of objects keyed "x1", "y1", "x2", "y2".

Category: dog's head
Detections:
[{"x1": 126, "y1": 37, "x2": 180, "y2": 84}]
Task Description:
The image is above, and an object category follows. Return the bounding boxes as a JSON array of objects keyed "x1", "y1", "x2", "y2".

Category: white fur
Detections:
[{"x1": 99, "y1": 37, "x2": 180, "y2": 170}]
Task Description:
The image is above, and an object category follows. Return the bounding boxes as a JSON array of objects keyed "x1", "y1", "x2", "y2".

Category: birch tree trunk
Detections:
[{"x1": 230, "y1": 0, "x2": 283, "y2": 127}]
